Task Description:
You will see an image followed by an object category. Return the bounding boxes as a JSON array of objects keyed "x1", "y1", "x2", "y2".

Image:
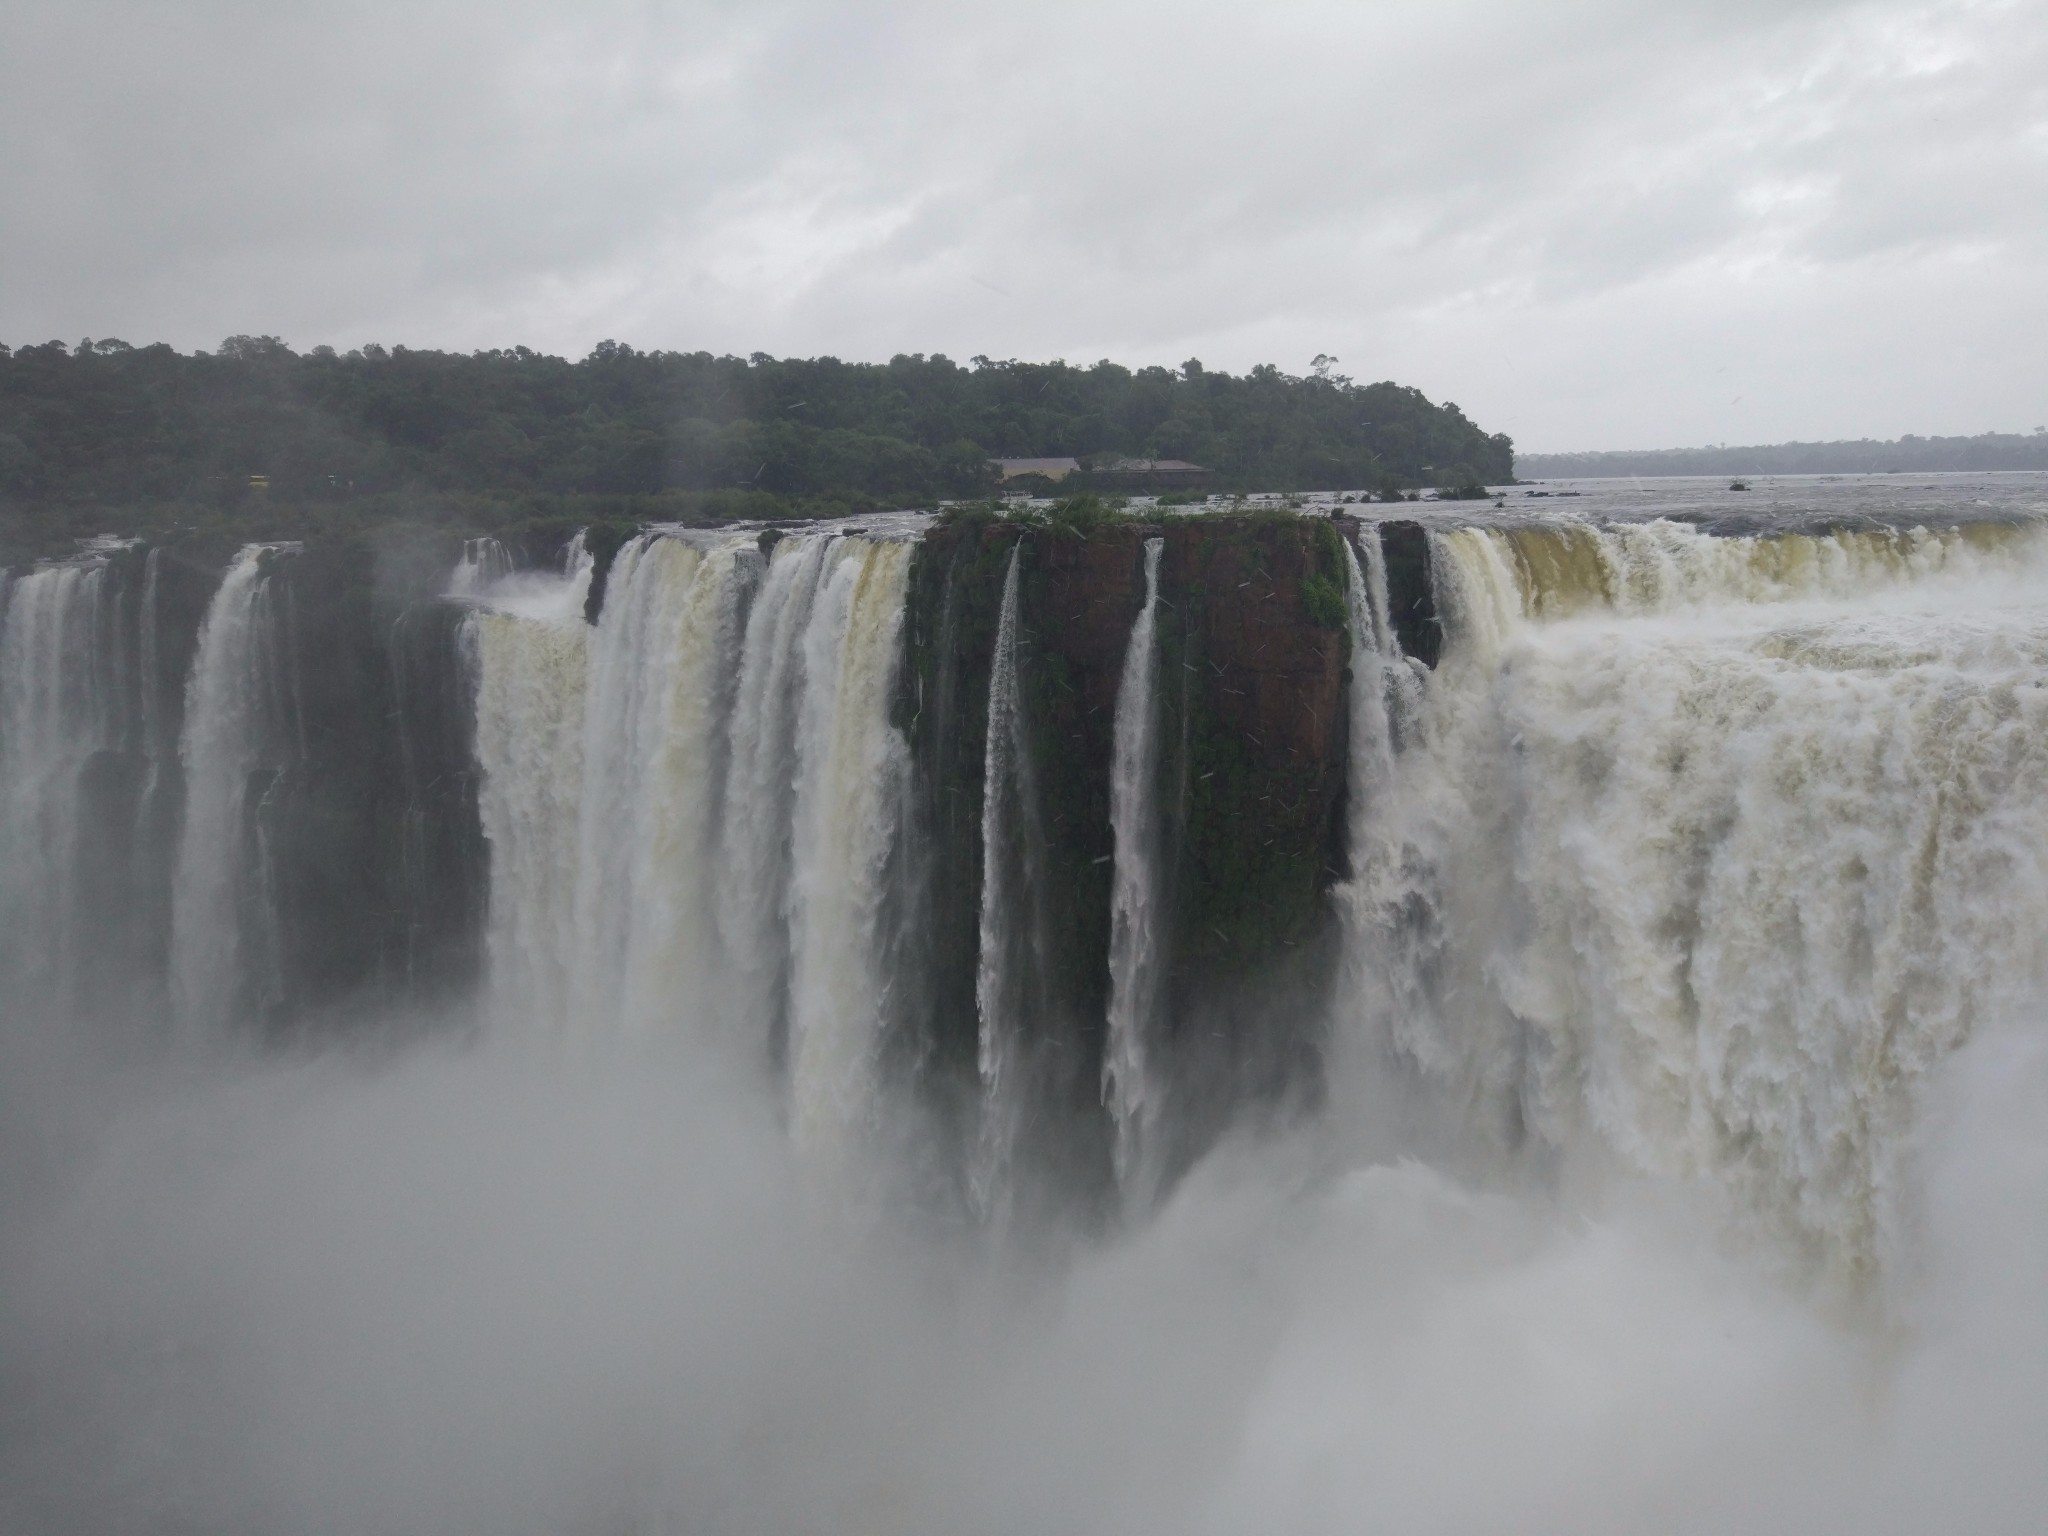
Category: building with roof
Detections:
[
  {"x1": 1086, "y1": 457, "x2": 1212, "y2": 491},
  {"x1": 992, "y1": 457, "x2": 1081, "y2": 480},
  {"x1": 991, "y1": 457, "x2": 1082, "y2": 496}
]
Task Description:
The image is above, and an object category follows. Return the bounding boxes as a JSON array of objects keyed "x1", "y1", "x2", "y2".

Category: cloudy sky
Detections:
[{"x1": 3, "y1": 0, "x2": 2043, "y2": 450}]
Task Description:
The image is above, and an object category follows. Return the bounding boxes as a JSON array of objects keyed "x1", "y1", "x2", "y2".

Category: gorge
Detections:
[{"x1": 5, "y1": 475, "x2": 2048, "y2": 1532}]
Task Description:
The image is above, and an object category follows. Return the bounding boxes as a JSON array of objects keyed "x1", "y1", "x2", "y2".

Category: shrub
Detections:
[
  {"x1": 1046, "y1": 493, "x2": 1123, "y2": 534},
  {"x1": 1300, "y1": 570, "x2": 1346, "y2": 629}
]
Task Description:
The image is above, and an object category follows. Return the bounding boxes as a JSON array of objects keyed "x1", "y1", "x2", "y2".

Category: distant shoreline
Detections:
[
  {"x1": 1518, "y1": 432, "x2": 2048, "y2": 480},
  {"x1": 1517, "y1": 467, "x2": 2048, "y2": 482}
]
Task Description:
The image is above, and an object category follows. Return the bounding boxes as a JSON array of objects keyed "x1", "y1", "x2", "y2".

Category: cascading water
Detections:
[
  {"x1": 169, "y1": 543, "x2": 298, "y2": 1032},
  {"x1": 136, "y1": 546, "x2": 166, "y2": 795},
  {"x1": 719, "y1": 536, "x2": 834, "y2": 1057},
  {"x1": 463, "y1": 528, "x2": 915, "y2": 1157},
  {"x1": 1335, "y1": 513, "x2": 2048, "y2": 1285},
  {"x1": 569, "y1": 536, "x2": 754, "y2": 1035},
  {"x1": 1103, "y1": 535, "x2": 1167, "y2": 1203},
  {"x1": 469, "y1": 530, "x2": 745, "y2": 1036},
  {"x1": 0, "y1": 558, "x2": 119, "y2": 1008},
  {"x1": 447, "y1": 537, "x2": 514, "y2": 599},
  {"x1": 466, "y1": 575, "x2": 591, "y2": 1030},
  {"x1": 785, "y1": 538, "x2": 914, "y2": 1157},
  {"x1": 971, "y1": 543, "x2": 1030, "y2": 1217},
  {"x1": 1339, "y1": 537, "x2": 1394, "y2": 792},
  {"x1": 1333, "y1": 526, "x2": 1438, "y2": 1130},
  {"x1": 4, "y1": 505, "x2": 2014, "y2": 1279}
]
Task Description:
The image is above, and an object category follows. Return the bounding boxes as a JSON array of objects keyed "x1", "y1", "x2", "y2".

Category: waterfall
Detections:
[
  {"x1": 464, "y1": 528, "x2": 916, "y2": 1157},
  {"x1": 468, "y1": 593, "x2": 590, "y2": 1031},
  {"x1": 721, "y1": 537, "x2": 834, "y2": 1059},
  {"x1": 1336, "y1": 523, "x2": 1427, "y2": 951},
  {"x1": 4, "y1": 499, "x2": 2043, "y2": 1296},
  {"x1": 1103, "y1": 536, "x2": 1167, "y2": 1203},
  {"x1": 1333, "y1": 514, "x2": 2048, "y2": 1283},
  {"x1": 561, "y1": 530, "x2": 591, "y2": 576},
  {"x1": 1336, "y1": 532, "x2": 1394, "y2": 908},
  {"x1": 468, "y1": 532, "x2": 761, "y2": 1035},
  {"x1": 1333, "y1": 525, "x2": 1444, "y2": 1148},
  {"x1": 461, "y1": 524, "x2": 598, "y2": 1028},
  {"x1": 785, "y1": 538, "x2": 914, "y2": 1157},
  {"x1": 569, "y1": 535, "x2": 755, "y2": 1035},
  {"x1": 136, "y1": 547, "x2": 166, "y2": 790},
  {"x1": 447, "y1": 537, "x2": 513, "y2": 599},
  {"x1": 972, "y1": 542, "x2": 1029, "y2": 1217},
  {"x1": 169, "y1": 545, "x2": 297, "y2": 1031},
  {"x1": 0, "y1": 559, "x2": 116, "y2": 1008}
]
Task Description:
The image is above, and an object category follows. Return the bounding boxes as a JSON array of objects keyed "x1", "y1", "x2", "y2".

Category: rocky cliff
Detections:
[
  {"x1": 897, "y1": 510, "x2": 1397, "y2": 1187},
  {"x1": 4, "y1": 529, "x2": 486, "y2": 1031},
  {"x1": 10, "y1": 508, "x2": 1444, "y2": 1182}
]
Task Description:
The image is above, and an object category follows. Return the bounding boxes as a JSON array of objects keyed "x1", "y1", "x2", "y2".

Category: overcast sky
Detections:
[{"x1": 3, "y1": 0, "x2": 2043, "y2": 450}]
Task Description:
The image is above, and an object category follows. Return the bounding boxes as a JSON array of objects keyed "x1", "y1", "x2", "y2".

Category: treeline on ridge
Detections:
[{"x1": 0, "y1": 336, "x2": 1512, "y2": 554}]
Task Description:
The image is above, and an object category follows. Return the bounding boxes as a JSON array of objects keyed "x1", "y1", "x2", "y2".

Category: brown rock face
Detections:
[
  {"x1": 898, "y1": 509, "x2": 1354, "y2": 1194},
  {"x1": 1028, "y1": 524, "x2": 1149, "y2": 723},
  {"x1": 1162, "y1": 519, "x2": 1346, "y2": 766}
]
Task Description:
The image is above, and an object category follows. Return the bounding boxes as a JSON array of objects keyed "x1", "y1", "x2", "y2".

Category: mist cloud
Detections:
[{"x1": 5, "y1": 1017, "x2": 2047, "y2": 1534}]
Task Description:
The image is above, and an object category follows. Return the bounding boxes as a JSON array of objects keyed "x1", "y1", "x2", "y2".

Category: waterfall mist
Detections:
[
  {"x1": 7, "y1": 501, "x2": 2048, "y2": 1534},
  {"x1": 6, "y1": 998, "x2": 2047, "y2": 1535}
]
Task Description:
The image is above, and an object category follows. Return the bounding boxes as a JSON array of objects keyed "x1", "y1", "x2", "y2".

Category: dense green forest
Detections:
[{"x1": 0, "y1": 336, "x2": 1511, "y2": 557}]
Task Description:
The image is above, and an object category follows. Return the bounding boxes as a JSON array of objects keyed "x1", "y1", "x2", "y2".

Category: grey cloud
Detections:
[{"x1": 1, "y1": 0, "x2": 2043, "y2": 448}]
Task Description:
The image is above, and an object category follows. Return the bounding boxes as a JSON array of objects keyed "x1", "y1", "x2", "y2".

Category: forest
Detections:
[{"x1": 0, "y1": 336, "x2": 1512, "y2": 557}]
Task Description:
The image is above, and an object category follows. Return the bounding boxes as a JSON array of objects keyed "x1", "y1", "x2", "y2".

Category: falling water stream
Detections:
[
  {"x1": 784, "y1": 537, "x2": 914, "y2": 1156},
  {"x1": 1104, "y1": 535, "x2": 1167, "y2": 1203},
  {"x1": 971, "y1": 541, "x2": 1029, "y2": 1216},
  {"x1": 447, "y1": 537, "x2": 514, "y2": 599},
  {"x1": 169, "y1": 543, "x2": 297, "y2": 1032},
  {"x1": 461, "y1": 529, "x2": 914, "y2": 1161},
  {"x1": 720, "y1": 536, "x2": 834, "y2": 1057},
  {"x1": 0, "y1": 559, "x2": 118, "y2": 1007}
]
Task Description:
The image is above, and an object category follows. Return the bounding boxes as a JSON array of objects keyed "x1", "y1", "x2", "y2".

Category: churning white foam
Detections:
[{"x1": 1335, "y1": 515, "x2": 2048, "y2": 1288}]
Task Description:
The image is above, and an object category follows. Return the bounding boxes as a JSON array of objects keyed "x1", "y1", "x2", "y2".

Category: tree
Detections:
[{"x1": 0, "y1": 338, "x2": 1515, "y2": 518}]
